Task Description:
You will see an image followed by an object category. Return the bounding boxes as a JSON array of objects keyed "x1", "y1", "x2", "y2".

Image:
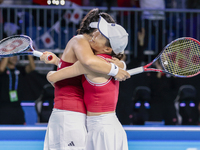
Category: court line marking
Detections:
[
  {"x1": 0, "y1": 126, "x2": 200, "y2": 131},
  {"x1": 123, "y1": 126, "x2": 200, "y2": 131},
  {"x1": 0, "y1": 126, "x2": 47, "y2": 131}
]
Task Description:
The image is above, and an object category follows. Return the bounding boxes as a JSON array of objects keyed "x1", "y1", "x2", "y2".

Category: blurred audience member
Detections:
[
  {"x1": 66, "y1": 0, "x2": 90, "y2": 6},
  {"x1": 186, "y1": 0, "x2": 200, "y2": 9},
  {"x1": 165, "y1": 0, "x2": 185, "y2": 9},
  {"x1": 117, "y1": 0, "x2": 139, "y2": 23},
  {"x1": 0, "y1": 55, "x2": 35, "y2": 125},
  {"x1": 185, "y1": 0, "x2": 200, "y2": 39},
  {"x1": 149, "y1": 61, "x2": 178, "y2": 125},
  {"x1": 175, "y1": 85, "x2": 199, "y2": 125},
  {"x1": 117, "y1": 0, "x2": 140, "y2": 65},
  {"x1": 32, "y1": 0, "x2": 51, "y2": 27},
  {"x1": 129, "y1": 86, "x2": 151, "y2": 125},
  {"x1": 136, "y1": 27, "x2": 146, "y2": 66},
  {"x1": 0, "y1": 0, "x2": 4, "y2": 34},
  {"x1": 139, "y1": 0, "x2": 166, "y2": 55}
]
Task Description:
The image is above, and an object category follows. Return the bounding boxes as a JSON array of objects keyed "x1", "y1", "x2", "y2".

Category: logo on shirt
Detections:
[
  {"x1": 68, "y1": 141, "x2": 75, "y2": 146},
  {"x1": 114, "y1": 64, "x2": 117, "y2": 69},
  {"x1": 58, "y1": 62, "x2": 62, "y2": 68}
]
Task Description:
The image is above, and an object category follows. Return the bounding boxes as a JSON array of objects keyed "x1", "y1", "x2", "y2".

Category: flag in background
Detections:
[
  {"x1": 52, "y1": 21, "x2": 60, "y2": 34},
  {"x1": 63, "y1": 10, "x2": 72, "y2": 24},
  {"x1": 41, "y1": 32, "x2": 55, "y2": 48},
  {"x1": 70, "y1": 8, "x2": 83, "y2": 24}
]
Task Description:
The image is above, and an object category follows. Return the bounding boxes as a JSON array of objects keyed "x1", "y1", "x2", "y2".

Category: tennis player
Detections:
[
  {"x1": 40, "y1": 9, "x2": 129, "y2": 150},
  {"x1": 46, "y1": 16, "x2": 129, "y2": 150}
]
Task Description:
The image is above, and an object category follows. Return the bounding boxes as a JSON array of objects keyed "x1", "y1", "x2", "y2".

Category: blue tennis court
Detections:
[
  {"x1": 1, "y1": 140, "x2": 200, "y2": 150},
  {"x1": 1, "y1": 125, "x2": 200, "y2": 150}
]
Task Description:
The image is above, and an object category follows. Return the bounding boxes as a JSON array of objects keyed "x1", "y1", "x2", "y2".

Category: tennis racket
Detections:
[
  {"x1": 0, "y1": 35, "x2": 53, "y2": 60},
  {"x1": 127, "y1": 37, "x2": 200, "y2": 78}
]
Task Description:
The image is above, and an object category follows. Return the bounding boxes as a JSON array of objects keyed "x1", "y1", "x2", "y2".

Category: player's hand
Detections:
[
  {"x1": 40, "y1": 51, "x2": 59, "y2": 65},
  {"x1": 138, "y1": 28, "x2": 145, "y2": 46},
  {"x1": 114, "y1": 68, "x2": 130, "y2": 81},
  {"x1": 106, "y1": 57, "x2": 124, "y2": 69}
]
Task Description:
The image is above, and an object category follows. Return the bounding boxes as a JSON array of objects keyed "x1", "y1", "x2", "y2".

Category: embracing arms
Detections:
[{"x1": 40, "y1": 36, "x2": 130, "y2": 81}]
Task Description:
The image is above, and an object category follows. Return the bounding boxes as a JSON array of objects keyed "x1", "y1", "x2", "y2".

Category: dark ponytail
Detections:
[
  {"x1": 77, "y1": 8, "x2": 100, "y2": 34},
  {"x1": 77, "y1": 8, "x2": 116, "y2": 35},
  {"x1": 111, "y1": 51, "x2": 124, "y2": 60}
]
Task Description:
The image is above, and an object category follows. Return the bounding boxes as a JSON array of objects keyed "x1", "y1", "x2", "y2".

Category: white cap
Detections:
[{"x1": 89, "y1": 16, "x2": 128, "y2": 54}]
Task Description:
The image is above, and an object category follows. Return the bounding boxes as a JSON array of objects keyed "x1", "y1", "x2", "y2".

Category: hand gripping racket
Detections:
[
  {"x1": 127, "y1": 37, "x2": 200, "y2": 78},
  {"x1": 0, "y1": 35, "x2": 53, "y2": 60}
]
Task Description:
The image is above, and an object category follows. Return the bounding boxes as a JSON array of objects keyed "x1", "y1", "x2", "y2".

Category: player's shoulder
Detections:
[
  {"x1": 72, "y1": 34, "x2": 86, "y2": 41},
  {"x1": 72, "y1": 34, "x2": 89, "y2": 46}
]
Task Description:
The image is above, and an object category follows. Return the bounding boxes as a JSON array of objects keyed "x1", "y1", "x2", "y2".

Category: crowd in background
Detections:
[{"x1": 0, "y1": 0, "x2": 200, "y2": 126}]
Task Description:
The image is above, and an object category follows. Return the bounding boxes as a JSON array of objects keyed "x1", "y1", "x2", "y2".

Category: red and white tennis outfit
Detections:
[
  {"x1": 44, "y1": 59, "x2": 87, "y2": 150},
  {"x1": 83, "y1": 54, "x2": 128, "y2": 150}
]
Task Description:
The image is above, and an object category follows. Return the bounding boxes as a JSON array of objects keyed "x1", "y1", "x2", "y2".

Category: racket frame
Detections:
[
  {"x1": 0, "y1": 35, "x2": 43, "y2": 57},
  {"x1": 128, "y1": 37, "x2": 200, "y2": 78}
]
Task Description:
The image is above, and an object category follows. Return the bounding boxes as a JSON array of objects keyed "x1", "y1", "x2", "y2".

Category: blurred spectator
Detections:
[
  {"x1": 175, "y1": 85, "x2": 199, "y2": 125},
  {"x1": 165, "y1": 0, "x2": 185, "y2": 43},
  {"x1": 0, "y1": 0, "x2": 21, "y2": 38},
  {"x1": 0, "y1": 0, "x2": 3, "y2": 32},
  {"x1": 186, "y1": 0, "x2": 200, "y2": 9},
  {"x1": 65, "y1": 0, "x2": 90, "y2": 6},
  {"x1": 148, "y1": 61, "x2": 178, "y2": 125},
  {"x1": 1, "y1": 0, "x2": 31, "y2": 5},
  {"x1": 185, "y1": 0, "x2": 200, "y2": 39},
  {"x1": 1, "y1": 0, "x2": 33, "y2": 37},
  {"x1": 136, "y1": 27, "x2": 145, "y2": 66},
  {"x1": 165, "y1": 0, "x2": 185, "y2": 9},
  {"x1": 117, "y1": 0, "x2": 140, "y2": 23},
  {"x1": 129, "y1": 86, "x2": 151, "y2": 125},
  {"x1": 32, "y1": 0, "x2": 51, "y2": 27},
  {"x1": 139, "y1": 0, "x2": 166, "y2": 56},
  {"x1": 117, "y1": 0, "x2": 140, "y2": 65},
  {"x1": 0, "y1": 55, "x2": 35, "y2": 125}
]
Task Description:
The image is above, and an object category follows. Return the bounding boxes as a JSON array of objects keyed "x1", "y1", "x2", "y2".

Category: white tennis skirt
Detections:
[
  {"x1": 86, "y1": 113, "x2": 128, "y2": 150},
  {"x1": 43, "y1": 108, "x2": 87, "y2": 150}
]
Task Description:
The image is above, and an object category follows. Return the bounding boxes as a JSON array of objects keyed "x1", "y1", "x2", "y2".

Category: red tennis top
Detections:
[
  {"x1": 54, "y1": 59, "x2": 86, "y2": 114},
  {"x1": 82, "y1": 54, "x2": 119, "y2": 112}
]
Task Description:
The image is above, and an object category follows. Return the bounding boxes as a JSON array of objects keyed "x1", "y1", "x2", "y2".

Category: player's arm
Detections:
[
  {"x1": 47, "y1": 61, "x2": 89, "y2": 84},
  {"x1": 73, "y1": 37, "x2": 129, "y2": 81},
  {"x1": 25, "y1": 55, "x2": 35, "y2": 73},
  {"x1": 0, "y1": 57, "x2": 8, "y2": 73}
]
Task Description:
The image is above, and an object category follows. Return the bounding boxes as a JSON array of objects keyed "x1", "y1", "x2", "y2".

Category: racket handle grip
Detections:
[
  {"x1": 127, "y1": 67, "x2": 144, "y2": 76},
  {"x1": 33, "y1": 51, "x2": 53, "y2": 61},
  {"x1": 33, "y1": 51, "x2": 43, "y2": 57},
  {"x1": 47, "y1": 55, "x2": 53, "y2": 61}
]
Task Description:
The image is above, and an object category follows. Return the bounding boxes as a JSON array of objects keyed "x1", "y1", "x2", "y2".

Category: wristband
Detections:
[
  {"x1": 120, "y1": 60, "x2": 127, "y2": 70},
  {"x1": 108, "y1": 63, "x2": 119, "y2": 76}
]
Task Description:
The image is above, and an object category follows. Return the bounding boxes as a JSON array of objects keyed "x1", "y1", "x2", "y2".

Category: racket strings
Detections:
[
  {"x1": 168, "y1": 40, "x2": 199, "y2": 75},
  {"x1": 161, "y1": 38, "x2": 200, "y2": 76},
  {"x1": 0, "y1": 36, "x2": 30, "y2": 55}
]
